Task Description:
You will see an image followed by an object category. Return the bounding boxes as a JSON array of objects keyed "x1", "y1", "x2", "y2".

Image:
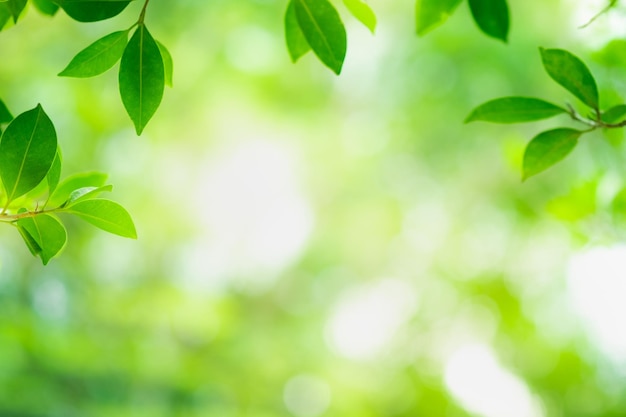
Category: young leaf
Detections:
[
  {"x1": 465, "y1": 97, "x2": 566, "y2": 123},
  {"x1": 0, "y1": 104, "x2": 57, "y2": 203},
  {"x1": 294, "y1": 0, "x2": 347, "y2": 75},
  {"x1": 156, "y1": 40, "x2": 173, "y2": 87},
  {"x1": 66, "y1": 198, "x2": 137, "y2": 238},
  {"x1": 47, "y1": 171, "x2": 107, "y2": 208},
  {"x1": 468, "y1": 0, "x2": 509, "y2": 42},
  {"x1": 602, "y1": 104, "x2": 626, "y2": 123},
  {"x1": 54, "y1": 0, "x2": 131, "y2": 22},
  {"x1": 32, "y1": 0, "x2": 59, "y2": 16},
  {"x1": 0, "y1": 99, "x2": 13, "y2": 124},
  {"x1": 343, "y1": 0, "x2": 376, "y2": 33},
  {"x1": 119, "y1": 24, "x2": 165, "y2": 135},
  {"x1": 540, "y1": 48, "x2": 599, "y2": 110},
  {"x1": 415, "y1": 0, "x2": 462, "y2": 36},
  {"x1": 17, "y1": 214, "x2": 67, "y2": 265},
  {"x1": 285, "y1": 0, "x2": 311, "y2": 63},
  {"x1": 64, "y1": 184, "x2": 112, "y2": 207},
  {"x1": 6, "y1": 0, "x2": 26, "y2": 23},
  {"x1": 59, "y1": 30, "x2": 129, "y2": 78},
  {"x1": 46, "y1": 150, "x2": 62, "y2": 197},
  {"x1": 522, "y1": 128, "x2": 583, "y2": 180}
]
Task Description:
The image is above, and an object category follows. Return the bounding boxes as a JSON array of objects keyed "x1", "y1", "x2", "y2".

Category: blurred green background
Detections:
[{"x1": 2, "y1": 0, "x2": 626, "y2": 416}]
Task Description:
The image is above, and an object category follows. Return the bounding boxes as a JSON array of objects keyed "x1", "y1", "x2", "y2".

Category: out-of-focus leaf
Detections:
[
  {"x1": 547, "y1": 180, "x2": 597, "y2": 221},
  {"x1": 54, "y1": 0, "x2": 131, "y2": 22},
  {"x1": 32, "y1": 0, "x2": 59, "y2": 16},
  {"x1": 465, "y1": 97, "x2": 566, "y2": 123},
  {"x1": 343, "y1": 0, "x2": 376, "y2": 33},
  {"x1": 468, "y1": 0, "x2": 509, "y2": 42},
  {"x1": 285, "y1": 0, "x2": 311, "y2": 62},
  {"x1": 156, "y1": 40, "x2": 173, "y2": 87},
  {"x1": 540, "y1": 48, "x2": 599, "y2": 109},
  {"x1": 522, "y1": 128, "x2": 582, "y2": 180},
  {"x1": 415, "y1": 0, "x2": 462, "y2": 36},
  {"x1": 601, "y1": 104, "x2": 626, "y2": 123}
]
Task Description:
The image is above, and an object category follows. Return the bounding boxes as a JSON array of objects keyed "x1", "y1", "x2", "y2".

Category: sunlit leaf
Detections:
[
  {"x1": 601, "y1": 104, "x2": 626, "y2": 123},
  {"x1": 0, "y1": 104, "x2": 57, "y2": 203},
  {"x1": 66, "y1": 198, "x2": 137, "y2": 238},
  {"x1": 54, "y1": 0, "x2": 131, "y2": 22},
  {"x1": 540, "y1": 48, "x2": 599, "y2": 109},
  {"x1": 156, "y1": 40, "x2": 173, "y2": 87},
  {"x1": 415, "y1": 0, "x2": 462, "y2": 36},
  {"x1": 119, "y1": 24, "x2": 165, "y2": 135},
  {"x1": 16, "y1": 223, "x2": 42, "y2": 256},
  {"x1": 285, "y1": 0, "x2": 311, "y2": 63},
  {"x1": 343, "y1": 0, "x2": 376, "y2": 33},
  {"x1": 17, "y1": 214, "x2": 67, "y2": 265},
  {"x1": 522, "y1": 128, "x2": 582, "y2": 180},
  {"x1": 64, "y1": 184, "x2": 113, "y2": 207},
  {"x1": 47, "y1": 171, "x2": 108, "y2": 208},
  {"x1": 59, "y1": 30, "x2": 129, "y2": 78},
  {"x1": 468, "y1": 0, "x2": 509, "y2": 42},
  {"x1": 465, "y1": 97, "x2": 566, "y2": 123},
  {"x1": 46, "y1": 150, "x2": 62, "y2": 197},
  {"x1": 294, "y1": 0, "x2": 347, "y2": 75},
  {"x1": 32, "y1": 0, "x2": 59, "y2": 16}
]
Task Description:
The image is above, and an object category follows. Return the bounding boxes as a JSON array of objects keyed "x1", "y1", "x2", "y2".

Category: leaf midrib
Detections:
[
  {"x1": 9, "y1": 108, "x2": 42, "y2": 202},
  {"x1": 296, "y1": 0, "x2": 338, "y2": 65}
]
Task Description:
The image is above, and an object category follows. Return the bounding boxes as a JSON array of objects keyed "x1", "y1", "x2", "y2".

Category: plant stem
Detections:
[
  {"x1": 138, "y1": 0, "x2": 151, "y2": 25},
  {"x1": 0, "y1": 208, "x2": 60, "y2": 222}
]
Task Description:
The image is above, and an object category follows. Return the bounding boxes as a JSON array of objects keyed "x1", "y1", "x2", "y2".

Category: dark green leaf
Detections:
[
  {"x1": 66, "y1": 198, "x2": 137, "y2": 238},
  {"x1": 156, "y1": 40, "x2": 173, "y2": 87},
  {"x1": 285, "y1": 0, "x2": 311, "y2": 63},
  {"x1": 59, "y1": 30, "x2": 129, "y2": 78},
  {"x1": 0, "y1": 99, "x2": 13, "y2": 124},
  {"x1": 0, "y1": 104, "x2": 57, "y2": 203},
  {"x1": 294, "y1": 0, "x2": 347, "y2": 75},
  {"x1": 119, "y1": 24, "x2": 165, "y2": 135},
  {"x1": 54, "y1": 0, "x2": 131, "y2": 22},
  {"x1": 17, "y1": 214, "x2": 67, "y2": 265},
  {"x1": 468, "y1": 0, "x2": 509, "y2": 42},
  {"x1": 522, "y1": 128, "x2": 582, "y2": 180},
  {"x1": 64, "y1": 184, "x2": 112, "y2": 207},
  {"x1": 343, "y1": 0, "x2": 376, "y2": 33},
  {"x1": 465, "y1": 97, "x2": 566, "y2": 123},
  {"x1": 16, "y1": 224, "x2": 42, "y2": 256},
  {"x1": 46, "y1": 150, "x2": 62, "y2": 197},
  {"x1": 415, "y1": 0, "x2": 462, "y2": 36},
  {"x1": 540, "y1": 48, "x2": 599, "y2": 109},
  {"x1": 6, "y1": 0, "x2": 26, "y2": 23},
  {"x1": 47, "y1": 171, "x2": 107, "y2": 208},
  {"x1": 0, "y1": 6, "x2": 10, "y2": 31},
  {"x1": 602, "y1": 104, "x2": 626, "y2": 123},
  {"x1": 32, "y1": 0, "x2": 59, "y2": 16}
]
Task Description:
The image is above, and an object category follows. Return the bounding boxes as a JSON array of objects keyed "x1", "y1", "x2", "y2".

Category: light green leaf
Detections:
[
  {"x1": 465, "y1": 97, "x2": 566, "y2": 123},
  {"x1": 0, "y1": 6, "x2": 10, "y2": 31},
  {"x1": 294, "y1": 0, "x2": 347, "y2": 75},
  {"x1": 54, "y1": 0, "x2": 131, "y2": 22},
  {"x1": 602, "y1": 104, "x2": 626, "y2": 123},
  {"x1": 66, "y1": 198, "x2": 136, "y2": 238},
  {"x1": 32, "y1": 0, "x2": 59, "y2": 16},
  {"x1": 415, "y1": 0, "x2": 462, "y2": 36},
  {"x1": 17, "y1": 214, "x2": 67, "y2": 265},
  {"x1": 16, "y1": 224, "x2": 42, "y2": 256},
  {"x1": 59, "y1": 30, "x2": 129, "y2": 78},
  {"x1": 343, "y1": 0, "x2": 376, "y2": 33},
  {"x1": 0, "y1": 104, "x2": 57, "y2": 204},
  {"x1": 64, "y1": 184, "x2": 112, "y2": 207},
  {"x1": 47, "y1": 171, "x2": 108, "y2": 208},
  {"x1": 285, "y1": 0, "x2": 311, "y2": 63},
  {"x1": 522, "y1": 128, "x2": 583, "y2": 181},
  {"x1": 0, "y1": 99, "x2": 13, "y2": 124},
  {"x1": 540, "y1": 48, "x2": 599, "y2": 110},
  {"x1": 119, "y1": 24, "x2": 165, "y2": 135},
  {"x1": 46, "y1": 150, "x2": 62, "y2": 197},
  {"x1": 612, "y1": 187, "x2": 626, "y2": 224},
  {"x1": 156, "y1": 40, "x2": 173, "y2": 87},
  {"x1": 468, "y1": 0, "x2": 509, "y2": 42}
]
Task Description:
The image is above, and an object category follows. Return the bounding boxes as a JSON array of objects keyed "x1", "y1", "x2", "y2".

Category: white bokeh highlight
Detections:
[{"x1": 283, "y1": 374, "x2": 332, "y2": 417}]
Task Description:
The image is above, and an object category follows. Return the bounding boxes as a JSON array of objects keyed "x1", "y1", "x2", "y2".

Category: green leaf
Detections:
[
  {"x1": 17, "y1": 214, "x2": 67, "y2": 265},
  {"x1": 6, "y1": 0, "x2": 26, "y2": 23},
  {"x1": 0, "y1": 99, "x2": 13, "y2": 124},
  {"x1": 0, "y1": 104, "x2": 57, "y2": 204},
  {"x1": 602, "y1": 104, "x2": 626, "y2": 123},
  {"x1": 468, "y1": 0, "x2": 509, "y2": 42},
  {"x1": 294, "y1": 0, "x2": 347, "y2": 75},
  {"x1": 46, "y1": 150, "x2": 62, "y2": 197},
  {"x1": 343, "y1": 0, "x2": 376, "y2": 33},
  {"x1": 540, "y1": 48, "x2": 599, "y2": 110},
  {"x1": 0, "y1": 6, "x2": 11, "y2": 31},
  {"x1": 415, "y1": 0, "x2": 462, "y2": 36},
  {"x1": 59, "y1": 30, "x2": 129, "y2": 78},
  {"x1": 465, "y1": 97, "x2": 566, "y2": 123},
  {"x1": 119, "y1": 24, "x2": 165, "y2": 135},
  {"x1": 522, "y1": 128, "x2": 583, "y2": 181},
  {"x1": 47, "y1": 171, "x2": 107, "y2": 208},
  {"x1": 16, "y1": 224, "x2": 42, "y2": 256},
  {"x1": 66, "y1": 198, "x2": 137, "y2": 238},
  {"x1": 64, "y1": 184, "x2": 112, "y2": 207},
  {"x1": 612, "y1": 187, "x2": 626, "y2": 224},
  {"x1": 54, "y1": 0, "x2": 131, "y2": 22},
  {"x1": 32, "y1": 0, "x2": 59, "y2": 16},
  {"x1": 285, "y1": 0, "x2": 311, "y2": 63},
  {"x1": 156, "y1": 40, "x2": 173, "y2": 87}
]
